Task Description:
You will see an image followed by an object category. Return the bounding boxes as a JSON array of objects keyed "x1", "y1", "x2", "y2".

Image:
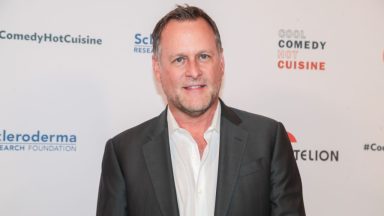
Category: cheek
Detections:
[
  {"x1": 160, "y1": 72, "x2": 179, "y2": 89},
  {"x1": 211, "y1": 68, "x2": 224, "y2": 84}
]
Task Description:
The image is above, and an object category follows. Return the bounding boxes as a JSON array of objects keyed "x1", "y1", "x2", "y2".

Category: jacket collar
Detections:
[{"x1": 143, "y1": 99, "x2": 248, "y2": 216}]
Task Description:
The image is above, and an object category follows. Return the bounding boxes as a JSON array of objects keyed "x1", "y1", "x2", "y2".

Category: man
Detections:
[{"x1": 97, "y1": 5, "x2": 305, "y2": 216}]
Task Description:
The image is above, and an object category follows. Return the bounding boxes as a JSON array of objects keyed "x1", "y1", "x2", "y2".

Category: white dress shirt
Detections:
[{"x1": 167, "y1": 104, "x2": 221, "y2": 216}]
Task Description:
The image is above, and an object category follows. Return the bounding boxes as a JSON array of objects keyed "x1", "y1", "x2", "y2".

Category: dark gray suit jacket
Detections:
[{"x1": 96, "y1": 102, "x2": 305, "y2": 216}]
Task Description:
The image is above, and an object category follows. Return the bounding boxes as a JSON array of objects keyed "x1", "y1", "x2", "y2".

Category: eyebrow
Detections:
[
  {"x1": 169, "y1": 50, "x2": 214, "y2": 58},
  {"x1": 168, "y1": 53, "x2": 187, "y2": 62}
]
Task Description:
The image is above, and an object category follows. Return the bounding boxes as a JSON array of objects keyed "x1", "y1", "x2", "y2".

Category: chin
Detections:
[
  {"x1": 171, "y1": 92, "x2": 218, "y2": 116},
  {"x1": 180, "y1": 99, "x2": 214, "y2": 116}
]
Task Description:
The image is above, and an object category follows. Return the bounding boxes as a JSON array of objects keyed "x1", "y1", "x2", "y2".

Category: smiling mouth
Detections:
[{"x1": 183, "y1": 84, "x2": 206, "y2": 90}]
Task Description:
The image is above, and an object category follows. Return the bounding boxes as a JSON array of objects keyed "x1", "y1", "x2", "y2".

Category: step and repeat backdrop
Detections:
[{"x1": 1, "y1": 0, "x2": 383, "y2": 215}]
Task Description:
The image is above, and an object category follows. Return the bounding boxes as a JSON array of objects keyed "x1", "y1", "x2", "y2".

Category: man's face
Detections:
[{"x1": 153, "y1": 18, "x2": 224, "y2": 117}]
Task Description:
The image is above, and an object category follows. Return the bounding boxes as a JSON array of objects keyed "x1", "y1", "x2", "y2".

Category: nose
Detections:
[{"x1": 185, "y1": 60, "x2": 202, "y2": 79}]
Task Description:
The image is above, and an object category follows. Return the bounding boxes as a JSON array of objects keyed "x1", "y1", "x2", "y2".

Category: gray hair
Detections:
[{"x1": 152, "y1": 5, "x2": 223, "y2": 57}]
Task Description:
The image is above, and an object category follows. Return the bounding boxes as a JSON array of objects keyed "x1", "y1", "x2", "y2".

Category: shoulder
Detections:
[
  {"x1": 224, "y1": 105, "x2": 280, "y2": 129},
  {"x1": 107, "y1": 110, "x2": 166, "y2": 150},
  {"x1": 230, "y1": 107, "x2": 278, "y2": 125},
  {"x1": 223, "y1": 105, "x2": 286, "y2": 140}
]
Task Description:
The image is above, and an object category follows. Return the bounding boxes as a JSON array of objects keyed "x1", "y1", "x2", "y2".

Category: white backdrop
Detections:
[{"x1": 1, "y1": 0, "x2": 383, "y2": 215}]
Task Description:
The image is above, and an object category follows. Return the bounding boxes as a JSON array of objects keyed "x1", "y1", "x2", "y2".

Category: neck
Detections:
[{"x1": 169, "y1": 100, "x2": 219, "y2": 135}]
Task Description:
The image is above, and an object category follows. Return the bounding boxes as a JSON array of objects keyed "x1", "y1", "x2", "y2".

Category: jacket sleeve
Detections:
[
  {"x1": 270, "y1": 122, "x2": 306, "y2": 216},
  {"x1": 96, "y1": 139, "x2": 128, "y2": 216}
]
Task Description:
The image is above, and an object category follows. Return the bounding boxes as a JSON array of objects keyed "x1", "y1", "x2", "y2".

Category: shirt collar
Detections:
[{"x1": 167, "y1": 103, "x2": 221, "y2": 134}]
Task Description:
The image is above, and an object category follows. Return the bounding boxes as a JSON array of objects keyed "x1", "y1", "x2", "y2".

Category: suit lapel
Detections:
[
  {"x1": 214, "y1": 102, "x2": 248, "y2": 216},
  {"x1": 142, "y1": 110, "x2": 179, "y2": 216},
  {"x1": 141, "y1": 102, "x2": 247, "y2": 216}
]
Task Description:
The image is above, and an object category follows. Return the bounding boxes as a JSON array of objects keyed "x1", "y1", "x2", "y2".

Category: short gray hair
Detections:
[{"x1": 152, "y1": 5, "x2": 223, "y2": 57}]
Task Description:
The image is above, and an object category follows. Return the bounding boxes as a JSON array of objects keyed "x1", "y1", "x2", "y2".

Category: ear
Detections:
[
  {"x1": 219, "y1": 49, "x2": 225, "y2": 75},
  {"x1": 152, "y1": 54, "x2": 161, "y2": 82}
]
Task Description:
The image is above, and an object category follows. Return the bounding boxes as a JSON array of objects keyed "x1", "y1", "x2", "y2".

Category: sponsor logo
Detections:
[
  {"x1": 363, "y1": 143, "x2": 384, "y2": 152},
  {"x1": 0, "y1": 30, "x2": 102, "y2": 45},
  {"x1": 133, "y1": 33, "x2": 153, "y2": 54},
  {"x1": 277, "y1": 29, "x2": 327, "y2": 71},
  {"x1": 288, "y1": 131, "x2": 339, "y2": 162},
  {"x1": 293, "y1": 149, "x2": 339, "y2": 162},
  {"x1": 0, "y1": 129, "x2": 77, "y2": 152},
  {"x1": 287, "y1": 132, "x2": 297, "y2": 143}
]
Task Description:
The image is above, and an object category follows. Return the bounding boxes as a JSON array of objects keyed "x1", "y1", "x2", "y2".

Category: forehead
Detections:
[
  {"x1": 159, "y1": 18, "x2": 217, "y2": 51},
  {"x1": 161, "y1": 17, "x2": 214, "y2": 33}
]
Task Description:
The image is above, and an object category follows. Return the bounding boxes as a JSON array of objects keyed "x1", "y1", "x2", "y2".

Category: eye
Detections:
[
  {"x1": 173, "y1": 56, "x2": 185, "y2": 64},
  {"x1": 199, "y1": 53, "x2": 210, "y2": 61}
]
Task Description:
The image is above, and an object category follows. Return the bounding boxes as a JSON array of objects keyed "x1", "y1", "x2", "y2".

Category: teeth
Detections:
[
  {"x1": 189, "y1": 85, "x2": 201, "y2": 89},
  {"x1": 184, "y1": 85, "x2": 205, "y2": 89}
]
